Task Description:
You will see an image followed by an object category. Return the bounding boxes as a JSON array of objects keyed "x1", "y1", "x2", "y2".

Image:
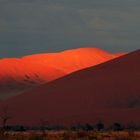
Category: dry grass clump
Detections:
[{"x1": 0, "y1": 130, "x2": 140, "y2": 140}]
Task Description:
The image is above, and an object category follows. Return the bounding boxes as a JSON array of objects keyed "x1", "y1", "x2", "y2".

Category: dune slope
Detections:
[
  {"x1": 0, "y1": 47, "x2": 124, "y2": 99},
  {"x1": 0, "y1": 49, "x2": 139, "y2": 126}
]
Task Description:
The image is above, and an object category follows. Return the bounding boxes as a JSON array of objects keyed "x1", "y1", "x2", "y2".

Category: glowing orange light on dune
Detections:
[
  {"x1": 0, "y1": 47, "x2": 126, "y2": 99},
  {"x1": 0, "y1": 47, "x2": 126, "y2": 81}
]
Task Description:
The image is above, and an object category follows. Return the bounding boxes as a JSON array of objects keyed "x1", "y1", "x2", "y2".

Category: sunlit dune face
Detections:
[
  {"x1": 0, "y1": 48, "x2": 125, "y2": 81},
  {"x1": 22, "y1": 47, "x2": 125, "y2": 73},
  {"x1": 0, "y1": 58, "x2": 65, "y2": 82},
  {"x1": 0, "y1": 47, "x2": 126, "y2": 99}
]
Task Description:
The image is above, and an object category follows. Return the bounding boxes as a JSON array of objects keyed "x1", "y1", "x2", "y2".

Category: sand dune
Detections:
[
  {"x1": 0, "y1": 47, "x2": 124, "y2": 99},
  {"x1": 0, "y1": 49, "x2": 139, "y2": 126}
]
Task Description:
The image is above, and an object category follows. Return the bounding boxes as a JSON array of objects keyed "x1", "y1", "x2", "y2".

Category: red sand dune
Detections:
[
  {"x1": 0, "y1": 49, "x2": 139, "y2": 126},
  {"x1": 0, "y1": 47, "x2": 125, "y2": 99}
]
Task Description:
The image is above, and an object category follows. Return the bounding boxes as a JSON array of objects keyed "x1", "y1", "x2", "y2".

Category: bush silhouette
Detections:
[
  {"x1": 113, "y1": 122, "x2": 124, "y2": 131},
  {"x1": 96, "y1": 122, "x2": 104, "y2": 131}
]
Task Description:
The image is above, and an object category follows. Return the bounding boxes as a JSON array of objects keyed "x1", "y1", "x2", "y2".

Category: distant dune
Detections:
[
  {"x1": 0, "y1": 49, "x2": 139, "y2": 126},
  {"x1": 0, "y1": 47, "x2": 125, "y2": 99}
]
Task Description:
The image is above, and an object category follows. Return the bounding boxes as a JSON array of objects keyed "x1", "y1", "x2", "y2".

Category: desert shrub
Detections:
[
  {"x1": 85, "y1": 123, "x2": 94, "y2": 131},
  {"x1": 96, "y1": 122, "x2": 104, "y2": 131},
  {"x1": 113, "y1": 123, "x2": 124, "y2": 131}
]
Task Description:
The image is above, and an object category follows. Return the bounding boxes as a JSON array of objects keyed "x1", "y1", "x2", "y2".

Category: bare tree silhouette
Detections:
[{"x1": 0, "y1": 105, "x2": 12, "y2": 130}]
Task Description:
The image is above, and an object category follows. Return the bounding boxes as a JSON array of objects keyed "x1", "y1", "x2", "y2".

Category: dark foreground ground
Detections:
[{"x1": 0, "y1": 130, "x2": 140, "y2": 140}]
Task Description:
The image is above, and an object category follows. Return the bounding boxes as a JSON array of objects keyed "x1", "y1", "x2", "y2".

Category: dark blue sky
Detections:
[{"x1": 0, "y1": 0, "x2": 140, "y2": 57}]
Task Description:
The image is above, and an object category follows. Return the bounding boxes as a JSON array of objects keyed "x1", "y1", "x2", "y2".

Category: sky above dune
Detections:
[{"x1": 0, "y1": 0, "x2": 140, "y2": 57}]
